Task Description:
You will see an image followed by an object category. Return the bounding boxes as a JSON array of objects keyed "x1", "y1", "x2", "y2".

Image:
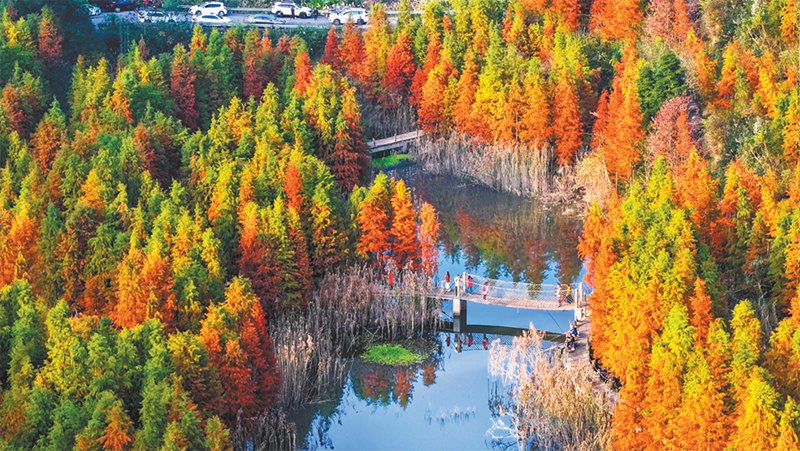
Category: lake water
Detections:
[{"x1": 292, "y1": 167, "x2": 584, "y2": 450}]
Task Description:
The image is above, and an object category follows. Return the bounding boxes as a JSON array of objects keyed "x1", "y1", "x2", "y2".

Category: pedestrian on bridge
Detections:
[
  {"x1": 467, "y1": 276, "x2": 474, "y2": 294},
  {"x1": 445, "y1": 271, "x2": 451, "y2": 292},
  {"x1": 482, "y1": 281, "x2": 489, "y2": 300}
]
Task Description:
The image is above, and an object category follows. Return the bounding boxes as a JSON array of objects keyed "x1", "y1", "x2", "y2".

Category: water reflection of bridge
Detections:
[{"x1": 437, "y1": 320, "x2": 564, "y2": 353}]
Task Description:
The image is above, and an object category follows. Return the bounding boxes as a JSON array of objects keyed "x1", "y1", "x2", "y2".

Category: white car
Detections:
[
  {"x1": 328, "y1": 8, "x2": 368, "y2": 25},
  {"x1": 189, "y1": 2, "x2": 227, "y2": 17},
  {"x1": 193, "y1": 13, "x2": 231, "y2": 26},
  {"x1": 271, "y1": 2, "x2": 313, "y2": 18}
]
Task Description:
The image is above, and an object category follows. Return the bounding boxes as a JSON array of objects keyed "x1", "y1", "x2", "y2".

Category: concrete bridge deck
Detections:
[{"x1": 427, "y1": 288, "x2": 586, "y2": 311}]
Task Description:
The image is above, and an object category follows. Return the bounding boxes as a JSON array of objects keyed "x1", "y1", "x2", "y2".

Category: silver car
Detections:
[
  {"x1": 139, "y1": 10, "x2": 178, "y2": 23},
  {"x1": 245, "y1": 13, "x2": 285, "y2": 25},
  {"x1": 193, "y1": 13, "x2": 231, "y2": 26}
]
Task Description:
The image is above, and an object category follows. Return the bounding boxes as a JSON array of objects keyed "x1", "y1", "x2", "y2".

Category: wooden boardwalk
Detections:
[{"x1": 368, "y1": 130, "x2": 424, "y2": 155}]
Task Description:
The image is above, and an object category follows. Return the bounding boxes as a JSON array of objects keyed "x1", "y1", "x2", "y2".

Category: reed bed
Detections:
[
  {"x1": 412, "y1": 134, "x2": 555, "y2": 197},
  {"x1": 361, "y1": 101, "x2": 418, "y2": 139},
  {"x1": 234, "y1": 411, "x2": 296, "y2": 451},
  {"x1": 271, "y1": 266, "x2": 440, "y2": 409},
  {"x1": 488, "y1": 329, "x2": 616, "y2": 450}
]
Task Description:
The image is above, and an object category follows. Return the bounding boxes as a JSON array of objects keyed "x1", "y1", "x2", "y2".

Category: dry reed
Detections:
[
  {"x1": 246, "y1": 268, "x2": 439, "y2": 449},
  {"x1": 233, "y1": 411, "x2": 297, "y2": 451},
  {"x1": 574, "y1": 153, "x2": 614, "y2": 209},
  {"x1": 361, "y1": 101, "x2": 418, "y2": 139},
  {"x1": 411, "y1": 134, "x2": 555, "y2": 197},
  {"x1": 488, "y1": 329, "x2": 616, "y2": 450},
  {"x1": 271, "y1": 266, "x2": 440, "y2": 409}
]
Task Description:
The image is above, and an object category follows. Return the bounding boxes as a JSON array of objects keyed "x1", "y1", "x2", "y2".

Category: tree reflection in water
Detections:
[
  {"x1": 294, "y1": 332, "x2": 542, "y2": 450},
  {"x1": 393, "y1": 167, "x2": 583, "y2": 285}
]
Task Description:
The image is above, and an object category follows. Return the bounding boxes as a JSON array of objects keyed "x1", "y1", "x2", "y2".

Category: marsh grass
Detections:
[
  {"x1": 234, "y1": 411, "x2": 296, "y2": 451},
  {"x1": 272, "y1": 266, "x2": 440, "y2": 409},
  {"x1": 488, "y1": 329, "x2": 616, "y2": 450},
  {"x1": 249, "y1": 268, "x2": 440, "y2": 449},
  {"x1": 412, "y1": 134, "x2": 555, "y2": 197},
  {"x1": 361, "y1": 101, "x2": 418, "y2": 139}
]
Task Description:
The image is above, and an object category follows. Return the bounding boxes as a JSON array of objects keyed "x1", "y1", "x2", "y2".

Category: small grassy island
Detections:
[
  {"x1": 372, "y1": 154, "x2": 411, "y2": 170},
  {"x1": 361, "y1": 344, "x2": 426, "y2": 366}
]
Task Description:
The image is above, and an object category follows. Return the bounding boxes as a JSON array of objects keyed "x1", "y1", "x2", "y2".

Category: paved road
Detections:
[{"x1": 90, "y1": 11, "x2": 383, "y2": 29}]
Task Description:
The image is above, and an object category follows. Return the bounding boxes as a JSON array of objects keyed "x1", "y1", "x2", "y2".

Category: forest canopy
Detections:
[{"x1": 1, "y1": 0, "x2": 800, "y2": 448}]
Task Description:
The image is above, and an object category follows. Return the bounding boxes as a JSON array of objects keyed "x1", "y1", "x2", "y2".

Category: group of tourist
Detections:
[
  {"x1": 565, "y1": 321, "x2": 579, "y2": 352},
  {"x1": 443, "y1": 272, "x2": 489, "y2": 299},
  {"x1": 556, "y1": 284, "x2": 574, "y2": 306}
]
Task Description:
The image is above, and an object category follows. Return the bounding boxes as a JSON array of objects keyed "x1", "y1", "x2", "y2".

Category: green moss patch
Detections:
[
  {"x1": 361, "y1": 344, "x2": 425, "y2": 366},
  {"x1": 372, "y1": 154, "x2": 411, "y2": 170}
]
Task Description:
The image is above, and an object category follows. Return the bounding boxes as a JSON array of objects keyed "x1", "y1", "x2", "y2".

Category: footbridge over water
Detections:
[
  {"x1": 429, "y1": 274, "x2": 588, "y2": 313},
  {"x1": 427, "y1": 274, "x2": 590, "y2": 363},
  {"x1": 367, "y1": 130, "x2": 425, "y2": 156}
]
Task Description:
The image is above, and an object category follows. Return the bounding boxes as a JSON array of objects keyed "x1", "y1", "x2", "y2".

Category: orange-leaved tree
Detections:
[
  {"x1": 551, "y1": 69, "x2": 582, "y2": 165},
  {"x1": 595, "y1": 43, "x2": 644, "y2": 181},
  {"x1": 356, "y1": 174, "x2": 391, "y2": 263},
  {"x1": 389, "y1": 179, "x2": 419, "y2": 270},
  {"x1": 383, "y1": 30, "x2": 416, "y2": 106}
]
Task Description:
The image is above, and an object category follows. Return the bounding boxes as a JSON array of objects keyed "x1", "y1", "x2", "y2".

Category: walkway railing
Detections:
[
  {"x1": 368, "y1": 130, "x2": 425, "y2": 153},
  {"x1": 429, "y1": 273, "x2": 588, "y2": 309},
  {"x1": 375, "y1": 273, "x2": 589, "y2": 313}
]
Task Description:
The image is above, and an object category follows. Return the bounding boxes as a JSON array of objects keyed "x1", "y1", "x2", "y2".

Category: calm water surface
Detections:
[{"x1": 292, "y1": 168, "x2": 584, "y2": 450}]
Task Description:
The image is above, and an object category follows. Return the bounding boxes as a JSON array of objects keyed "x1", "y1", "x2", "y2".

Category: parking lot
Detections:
[{"x1": 90, "y1": 10, "x2": 381, "y2": 29}]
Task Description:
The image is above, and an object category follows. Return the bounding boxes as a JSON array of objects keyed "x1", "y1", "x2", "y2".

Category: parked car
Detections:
[
  {"x1": 139, "y1": 9, "x2": 178, "y2": 23},
  {"x1": 271, "y1": 2, "x2": 312, "y2": 18},
  {"x1": 93, "y1": 0, "x2": 137, "y2": 12},
  {"x1": 189, "y1": 2, "x2": 227, "y2": 17},
  {"x1": 328, "y1": 7, "x2": 368, "y2": 25},
  {"x1": 245, "y1": 13, "x2": 285, "y2": 25},
  {"x1": 81, "y1": 3, "x2": 102, "y2": 16},
  {"x1": 193, "y1": 13, "x2": 231, "y2": 26}
]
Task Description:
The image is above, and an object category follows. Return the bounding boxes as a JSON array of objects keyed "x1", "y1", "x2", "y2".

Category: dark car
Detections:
[{"x1": 93, "y1": 0, "x2": 138, "y2": 12}]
